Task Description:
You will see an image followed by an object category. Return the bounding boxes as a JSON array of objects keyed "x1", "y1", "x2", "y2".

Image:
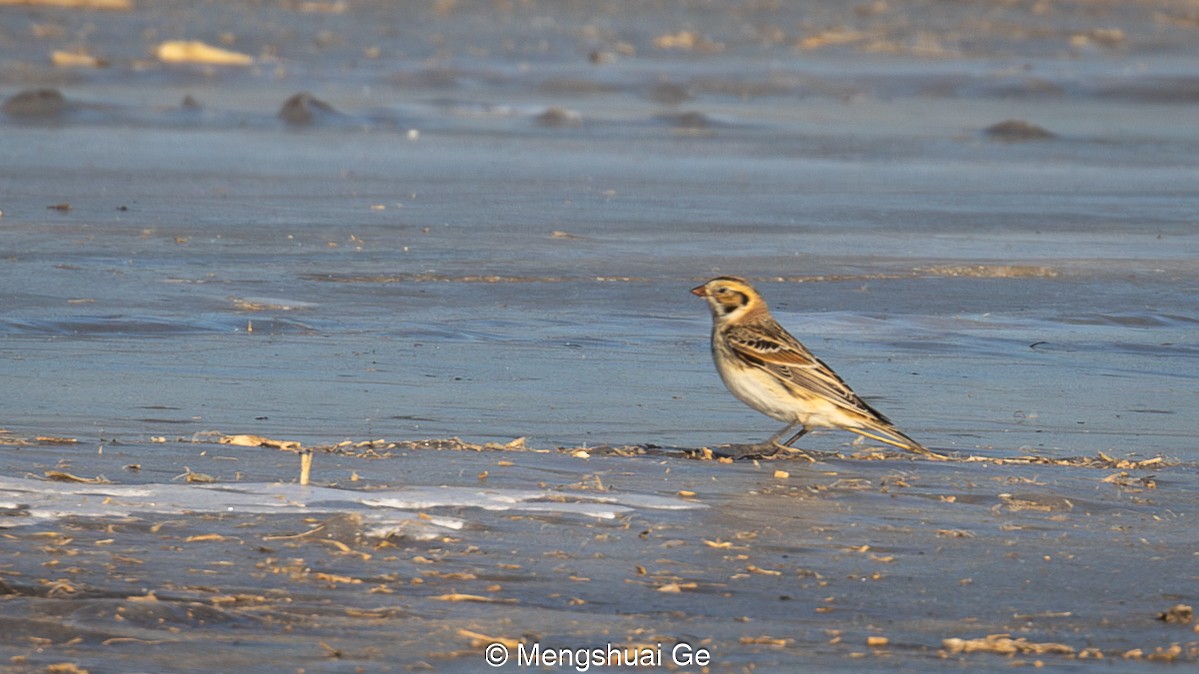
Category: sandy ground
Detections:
[{"x1": 1, "y1": 433, "x2": 1196, "y2": 672}]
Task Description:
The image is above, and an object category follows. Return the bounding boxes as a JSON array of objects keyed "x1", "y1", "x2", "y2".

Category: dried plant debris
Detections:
[
  {"x1": 688, "y1": 443, "x2": 1175, "y2": 470},
  {"x1": 0, "y1": 431, "x2": 79, "y2": 446},
  {"x1": 1158, "y1": 604, "x2": 1194, "y2": 625},
  {"x1": 264, "y1": 513, "x2": 365, "y2": 545},
  {"x1": 156, "y1": 40, "x2": 254, "y2": 66},
  {"x1": 1131, "y1": 644, "x2": 1199, "y2": 662},
  {"x1": 942, "y1": 634, "x2": 1199, "y2": 662},
  {"x1": 219, "y1": 434, "x2": 302, "y2": 451},
  {"x1": 44, "y1": 663, "x2": 89, "y2": 674},
  {"x1": 961, "y1": 452, "x2": 1171, "y2": 470},
  {"x1": 996, "y1": 492, "x2": 1074, "y2": 513},
  {"x1": 459, "y1": 629, "x2": 522, "y2": 649},
  {"x1": 5, "y1": 426, "x2": 1183, "y2": 475},
  {"x1": 174, "y1": 467, "x2": 218, "y2": 483},
  {"x1": 43, "y1": 470, "x2": 110, "y2": 484},
  {"x1": 942, "y1": 634, "x2": 1075, "y2": 656},
  {"x1": 1102, "y1": 471, "x2": 1157, "y2": 490}
]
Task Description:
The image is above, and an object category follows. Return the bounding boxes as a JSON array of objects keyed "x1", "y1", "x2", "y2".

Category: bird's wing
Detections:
[{"x1": 722, "y1": 321, "x2": 893, "y2": 424}]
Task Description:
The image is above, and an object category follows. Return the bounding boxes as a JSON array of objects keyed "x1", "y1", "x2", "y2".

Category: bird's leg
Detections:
[
  {"x1": 756, "y1": 423, "x2": 815, "y2": 462},
  {"x1": 766, "y1": 422, "x2": 802, "y2": 446},
  {"x1": 781, "y1": 427, "x2": 809, "y2": 447}
]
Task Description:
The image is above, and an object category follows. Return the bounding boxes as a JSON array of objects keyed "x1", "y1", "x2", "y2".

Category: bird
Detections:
[{"x1": 691, "y1": 276, "x2": 942, "y2": 459}]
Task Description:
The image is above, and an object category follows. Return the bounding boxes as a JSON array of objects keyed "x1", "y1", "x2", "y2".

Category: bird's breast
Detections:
[{"x1": 711, "y1": 340, "x2": 796, "y2": 422}]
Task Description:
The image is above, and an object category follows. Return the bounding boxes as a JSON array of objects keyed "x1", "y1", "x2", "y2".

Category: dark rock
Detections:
[
  {"x1": 278, "y1": 92, "x2": 339, "y2": 125},
  {"x1": 984, "y1": 119, "x2": 1055, "y2": 141},
  {"x1": 2, "y1": 88, "x2": 68, "y2": 118}
]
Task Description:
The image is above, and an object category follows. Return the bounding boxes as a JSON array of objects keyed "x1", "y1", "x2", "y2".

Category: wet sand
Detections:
[
  {"x1": 1, "y1": 435, "x2": 1196, "y2": 673},
  {"x1": 3, "y1": 0, "x2": 1199, "y2": 672}
]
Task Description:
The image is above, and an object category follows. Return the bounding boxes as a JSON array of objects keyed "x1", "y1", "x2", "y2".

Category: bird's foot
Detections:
[
  {"x1": 712, "y1": 442, "x2": 817, "y2": 462},
  {"x1": 769, "y1": 441, "x2": 818, "y2": 462}
]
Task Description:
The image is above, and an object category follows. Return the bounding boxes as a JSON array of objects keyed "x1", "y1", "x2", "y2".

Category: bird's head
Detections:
[{"x1": 690, "y1": 276, "x2": 765, "y2": 322}]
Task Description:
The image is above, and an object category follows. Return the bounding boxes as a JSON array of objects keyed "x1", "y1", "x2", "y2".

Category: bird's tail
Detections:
[{"x1": 848, "y1": 423, "x2": 946, "y2": 460}]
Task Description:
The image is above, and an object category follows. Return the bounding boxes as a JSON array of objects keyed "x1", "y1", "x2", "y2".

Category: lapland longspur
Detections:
[{"x1": 692, "y1": 276, "x2": 941, "y2": 459}]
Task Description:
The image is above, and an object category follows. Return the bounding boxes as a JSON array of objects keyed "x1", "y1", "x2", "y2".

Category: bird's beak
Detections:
[{"x1": 690, "y1": 284, "x2": 707, "y2": 297}]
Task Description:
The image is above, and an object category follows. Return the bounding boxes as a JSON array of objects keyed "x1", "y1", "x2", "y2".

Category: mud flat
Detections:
[{"x1": 0, "y1": 433, "x2": 1195, "y2": 672}]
